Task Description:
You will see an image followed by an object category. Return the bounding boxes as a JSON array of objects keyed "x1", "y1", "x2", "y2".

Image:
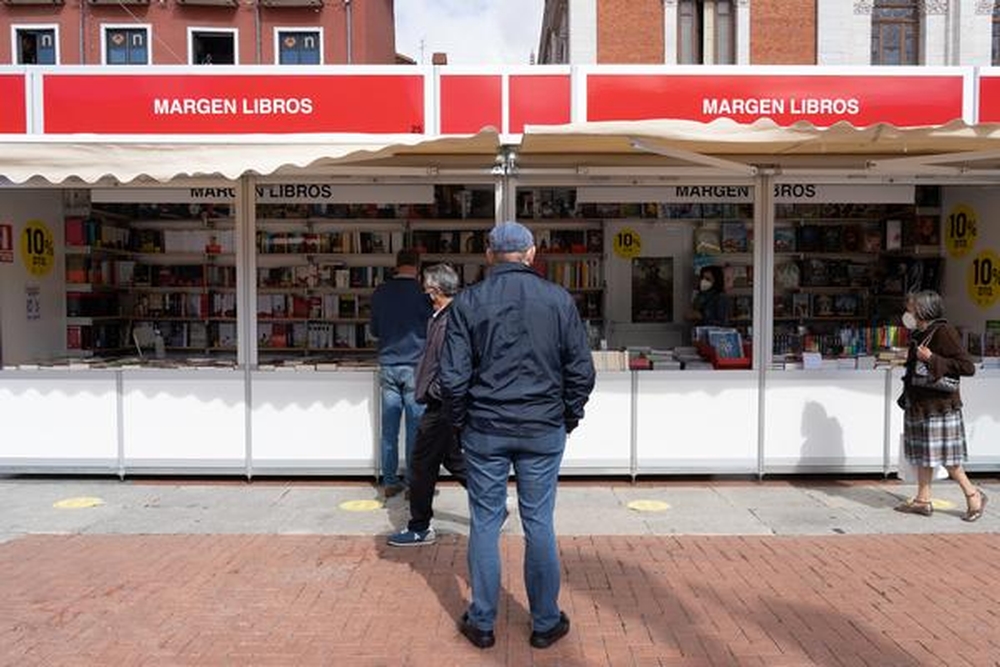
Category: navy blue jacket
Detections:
[
  {"x1": 440, "y1": 262, "x2": 596, "y2": 436},
  {"x1": 370, "y1": 276, "x2": 433, "y2": 366}
]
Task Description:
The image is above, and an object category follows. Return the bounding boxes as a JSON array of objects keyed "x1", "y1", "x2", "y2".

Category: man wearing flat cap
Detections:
[{"x1": 440, "y1": 220, "x2": 596, "y2": 650}]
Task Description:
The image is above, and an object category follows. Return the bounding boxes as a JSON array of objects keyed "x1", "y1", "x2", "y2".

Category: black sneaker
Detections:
[
  {"x1": 458, "y1": 612, "x2": 495, "y2": 649},
  {"x1": 530, "y1": 611, "x2": 570, "y2": 649}
]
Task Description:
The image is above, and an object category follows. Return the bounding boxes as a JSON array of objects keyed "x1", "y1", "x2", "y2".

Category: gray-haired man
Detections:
[{"x1": 388, "y1": 263, "x2": 468, "y2": 547}]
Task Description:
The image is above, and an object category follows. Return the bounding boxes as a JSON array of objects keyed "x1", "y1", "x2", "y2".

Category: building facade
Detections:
[
  {"x1": 1, "y1": 0, "x2": 396, "y2": 65},
  {"x1": 539, "y1": 0, "x2": 1000, "y2": 66}
]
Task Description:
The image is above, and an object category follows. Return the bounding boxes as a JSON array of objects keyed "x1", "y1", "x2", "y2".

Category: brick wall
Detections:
[
  {"x1": 751, "y1": 0, "x2": 816, "y2": 64},
  {"x1": 597, "y1": 0, "x2": 664, "y2": 63}
]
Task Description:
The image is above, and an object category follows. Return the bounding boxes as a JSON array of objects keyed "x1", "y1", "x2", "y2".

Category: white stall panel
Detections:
[
  {"x1": 956, "y1": 369, "x2": 1000, "y2": 471},
  {"x1": 637, "y1": 371, "x2": 758, "y2": 473},
  {"x1": 251, "y1": 371, "x2": 376, "y2": 474},
  {"x1": 0, "y1": 371, "x2": 118, "y2": 471},
  {"x1": 122, "y1": 370, "x2": 245, "y2": 471},
  {"x1": 764, "y1": 370, "x2": 888, "y2": 473},
  {"x1": 562, "y1": 372, "x2": 632, "y2": 474}
]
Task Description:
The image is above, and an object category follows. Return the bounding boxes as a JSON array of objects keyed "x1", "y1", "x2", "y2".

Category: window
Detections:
[
  {"x1": 871, "y1": 0, "x2": 919, "y2": 65},
  {"x1": 15, "y1": 27, "x2": 57, "y2": 65},
  {"x1": 276, "y1": 29, "x2": 321, "y2": 65},
  {"x1": 104, "y1": 26, "x2": 149, "y2": 65},
  {"x1": 677, "y1": 0, "x2": 735, "y2": 65},
  {"x1": 190, "y1": 29, "x2": 236, "y2": 65},
  {"x1": 993, "y1": 1, "x2": 1000, "y2": 66}
]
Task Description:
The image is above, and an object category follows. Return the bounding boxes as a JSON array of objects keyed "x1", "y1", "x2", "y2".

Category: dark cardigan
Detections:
[{"x1": 901, "y1": 320, "x2": 976, "y2": 418}]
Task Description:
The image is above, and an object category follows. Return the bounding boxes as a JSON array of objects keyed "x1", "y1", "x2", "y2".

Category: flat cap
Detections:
[{"x1": 488, "y1": 221, "x2": 534, "y2": 253}]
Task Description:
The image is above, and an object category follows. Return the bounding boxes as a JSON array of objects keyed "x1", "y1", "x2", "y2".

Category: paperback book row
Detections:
[
  {"x1": 256, "y1": 229, "x2": 403, "y2": 255},
  {"x1": 774, "y1": 293, "x2": 864, "y2": 319},
  {"x1": 257, "y1": 265, "x2": 391, "y2": 289},
  {"x1": 65, "y1": 217, "x2": 131, "y2": 249},
  {"x1": 541, "y1": 258, "x2": 603, "y2": 290},
  {"x1": 67, "y1": 259, "x2": 236, "y2": 289},
  {"x1": 131, "y1": 320, "x2": 236, "y2": 350},
  {"x1": 257, "y1": 322, "x2": 374, "y2": 350},
  {"x1": 128, "y1": 292, "x2": 236, "y2": 319},
  {"x1": 66, "y1": 322, "x2": 126, "y2": 351},
  {"x1": 772, "y1": 324, "x2": 911, "y2": 358},
  {"x1": 256, "y1": 293, "x2": 371, "y2": 321}
]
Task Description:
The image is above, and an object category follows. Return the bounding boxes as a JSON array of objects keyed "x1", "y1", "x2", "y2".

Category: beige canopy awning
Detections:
[
  {"x1": 518, "y1": 118, "x2": 1000, "y2": 179},
  {"x1": 8, "y1": 119, "x2": 1000, "y2": 185},
  {"x1": 0, "y1": 131, "x2": 502, "y2": 185}
]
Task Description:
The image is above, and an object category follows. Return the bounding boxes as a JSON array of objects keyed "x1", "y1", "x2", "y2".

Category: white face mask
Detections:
[
  {"x1": 699, "y1": 279, "x2": 713, "y2": 292},
  {"x1": 901, "y1": 311, "x2": 918, "y2": 330}
]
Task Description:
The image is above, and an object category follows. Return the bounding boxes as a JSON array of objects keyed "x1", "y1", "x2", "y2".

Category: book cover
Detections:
[
  {"x1": 800, "y1": 258, "x2": 829, "y2": 287},
  {"x1": 708, "y1": 329, "x2": 744, "y2": 359},
  {"x1": 885, "y1": 219, "x2": 902, "y2": 250},
  {"x1": 792, "y1": 293, "x2": 811, "y2": 318},
  {"x1": 694, "y1": 228, "x2": 721, "y2": 255},
  {"x1": 821, "y1": 226, "x2": 843, "y2": 252},
  {"x1": 905, "y1": 215, "x2": 941, "y2": 247},
  {"x1": 797, "y1": 225, "x2": 822, "y2": 252},
  {"x1": 834, "y1": 294, "x2": 860, "y2": 317},
  {"x1": 861, "y1": 224, "x2": 883, "y2": 253},
  {"x1": 774, "y1": 227, "x2": 796, "y2": 252},
  {"x1": 812, "y1": 294, "x2": 835, "y2": 317},
  {"x1": 721, "y1": 221, "x2": 748, "y2": 253},
  {"x1": 774, "y1": 262, "x2": 800, "y2": 290},
  {"x1": 841, "y1": 224, "x2": 862, "y2": 252}
]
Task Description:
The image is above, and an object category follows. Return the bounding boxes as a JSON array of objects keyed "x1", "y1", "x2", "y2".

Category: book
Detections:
[
  {"x1": 792, "y1": 293, "x2": 811, "y2": 318},
  {"x1": 885, "y1": 219, "x2": 902, "y2": 250},
  {"x1": 821, "y1": 226, "x2": 843, "y2": 252},
  {"x1": 774, "y1": 227, "x2": 796, "y2": 252},
  {"x1": 707, "y1": 329, "x2": 744, "y2": 359},
  {"x1": 694, "y1": 227, "x2": 721, "y2": 255},
  {"x1": 797, "y1": 225, "x2": 822, "y2": 252},
  {"x1": 721, "y1": 221, "x2": 748, "y2": 253},
  {"x1": 812, "y1": 294, "x2": 835, "y2": 317}
]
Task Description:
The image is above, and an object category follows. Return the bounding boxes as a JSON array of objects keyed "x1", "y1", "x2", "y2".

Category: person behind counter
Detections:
[{"x1": 689, "y1": 265, "x2": 729, "y2": 326}]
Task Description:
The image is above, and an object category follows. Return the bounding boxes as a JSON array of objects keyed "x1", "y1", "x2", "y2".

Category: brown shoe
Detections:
[
  {"x1": 962, "y1": 489, "x2": 988, "y2": 523},
  {"x1": 894, "y1": 498, "x2": 933, "y2": 516}
]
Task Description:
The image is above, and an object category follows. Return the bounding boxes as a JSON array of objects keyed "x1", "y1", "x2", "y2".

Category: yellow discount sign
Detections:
[
  {"x1": 613, "y1": 227, "x2": 642, "y2": 259},
  {"x1": 967, "y1": 249, "x2": 1000, "y2": 309},
  {"x1": 20, "y1": 220, "x2": 55, "y2": 277},
  {"x1": 944, "y1": 204, "x2": 978, "y2": 258}
]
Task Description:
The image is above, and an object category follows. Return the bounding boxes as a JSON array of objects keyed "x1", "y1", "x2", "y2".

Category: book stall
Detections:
[{"x1": 1, "y1": 64, "x2": 1000, "y2": 477}]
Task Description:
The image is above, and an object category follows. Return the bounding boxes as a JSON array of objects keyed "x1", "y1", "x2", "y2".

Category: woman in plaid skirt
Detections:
[{"x1": 895, "y1": 291, "x2": 984, "y2": 521}]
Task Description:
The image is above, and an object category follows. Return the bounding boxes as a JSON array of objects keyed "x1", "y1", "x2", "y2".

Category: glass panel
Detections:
[
  {"x1": 278, "y1": 31, "x2": 320, "y2": 66},
  {"x1": 16, "y1": 29, "x2": 56, "y2": 65},
  {"x1": 678, "y1": 0, "x2": 701, "y2": 64},
  {"x1": 715, "y1": 0, "x2": 734, "y2": 65}
]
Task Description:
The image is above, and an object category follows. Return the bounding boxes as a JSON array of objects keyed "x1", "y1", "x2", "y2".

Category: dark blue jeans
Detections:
[
  {"x1": 378, "y1": 364, "x2": 424, "y2": 487},
  {"x1": 462, "y1": 426, "x2": 565, "y2": 634}
]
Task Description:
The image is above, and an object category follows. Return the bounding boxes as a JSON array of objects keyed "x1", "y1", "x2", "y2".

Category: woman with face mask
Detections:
[
  {"x1": 895, "y1": 290, "x2": 982, "y2": 521},
  {"x1": 689, "y1": 265, "x2": 729, "y2": 327}
]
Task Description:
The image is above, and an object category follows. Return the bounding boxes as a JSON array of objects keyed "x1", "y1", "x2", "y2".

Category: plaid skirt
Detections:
[{"x1": 903, "y1": 409, "x2": 967, "y2": 467}]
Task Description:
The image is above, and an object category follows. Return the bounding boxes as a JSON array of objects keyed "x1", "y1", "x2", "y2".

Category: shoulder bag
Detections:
[{"x1": 909, "y1": 325, "x2": 960, "y2": 393}]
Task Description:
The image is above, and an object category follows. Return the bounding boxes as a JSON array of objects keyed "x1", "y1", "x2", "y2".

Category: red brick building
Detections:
[
  {"x1": 540, "y1": 0, "x2": 818, "y2": 65},
  {"x1": 1, "y1": 0, "x2": 396, "y2": 65}
]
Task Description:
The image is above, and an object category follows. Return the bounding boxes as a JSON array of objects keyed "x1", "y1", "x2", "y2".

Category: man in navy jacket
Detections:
[{"x1": 440, "y1": 221, "x2": 595, "y2": 650}]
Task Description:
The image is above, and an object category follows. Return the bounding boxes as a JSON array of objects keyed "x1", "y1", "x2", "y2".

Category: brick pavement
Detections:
[{"x1": 2, "y1": 532, "x2": 1000, "y2": 667}]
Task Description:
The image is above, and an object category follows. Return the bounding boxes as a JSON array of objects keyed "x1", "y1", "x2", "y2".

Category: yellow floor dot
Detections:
[
  {"x1": 627, "y1": 499, "x2": 670, "y2": 512},
  {"x1": 929, "y1": 498, "x2": 955, "y2": 510},
  {"x1": 339, "y1": 499, "x2": 383, "y2": 512},
  {"x1": 53, "y1": 497, "x2": 104, "y2": 509}
]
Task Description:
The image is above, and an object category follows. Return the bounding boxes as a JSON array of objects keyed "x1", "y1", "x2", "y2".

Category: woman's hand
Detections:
[{"x1": 916, "y1": 344, "x2": 933, "y2": 363}]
